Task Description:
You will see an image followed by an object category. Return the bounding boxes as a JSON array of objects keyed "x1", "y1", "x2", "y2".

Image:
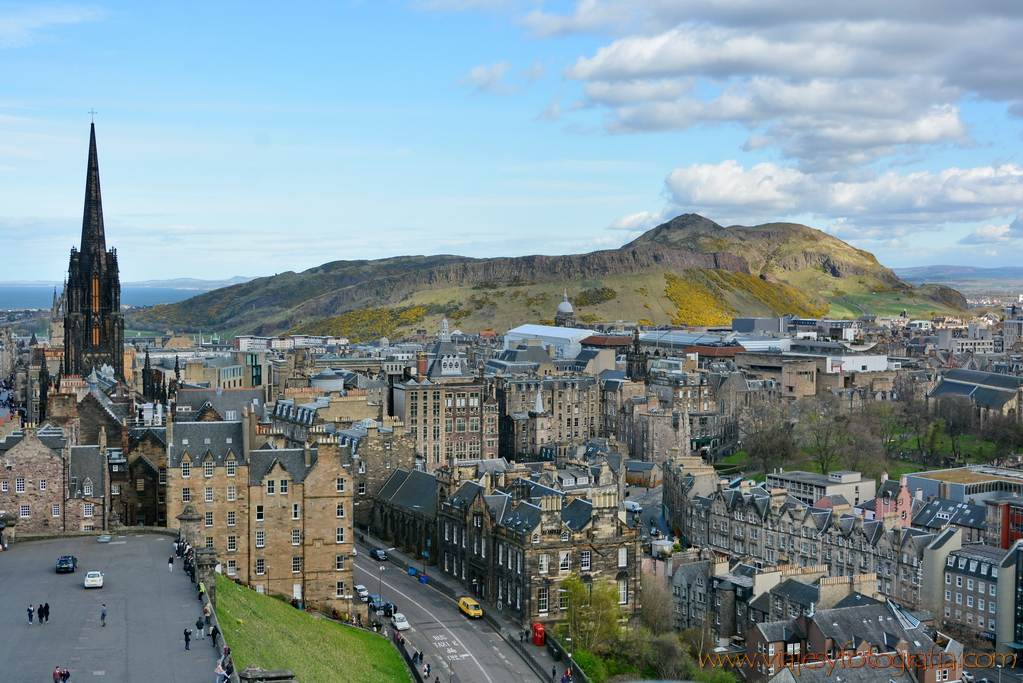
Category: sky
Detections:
[{"x1": 4, "y1": 1, "x2": 1023, "y2": 282}]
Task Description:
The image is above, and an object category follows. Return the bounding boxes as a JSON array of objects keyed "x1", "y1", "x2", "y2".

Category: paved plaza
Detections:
[{"x1": 0, "y1": 533, "x2": 220, "y2": 683}]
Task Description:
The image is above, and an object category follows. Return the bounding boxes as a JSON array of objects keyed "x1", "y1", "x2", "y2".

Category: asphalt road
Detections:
[
  {"x1": 353, "y1": 553, "x2": 542, "y2": 683},
  {"x1": 0, "y1": 534, "x2": 219, "y2": 683}
]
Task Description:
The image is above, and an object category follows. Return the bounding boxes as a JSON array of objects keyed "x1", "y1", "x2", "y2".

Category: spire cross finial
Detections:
[{"x1": 88, "y1": 109, "x2": 97, "y2": 122}]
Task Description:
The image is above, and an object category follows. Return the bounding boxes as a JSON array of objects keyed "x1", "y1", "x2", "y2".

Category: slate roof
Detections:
[
  {"x1": 771, "y1": 579, "x2": 819, "y2": 607},
  {"x1": 377, "y1": 468, "x2": 438, "y2": 517},
  {"x1": 0, "y1": 425, "x2": 67, "y2": 454},
  {"x1": 175, "y1": 387, "x2": 264, "y2": 418},
  {"x1": 169, "y1": 421, "x2": 245, "y2": 468},
  {"x1": 831, "y1": 592, "x2": 883, "y2": 609},
  {"x1": 247, "y1": 446, "x2": 314, "y2": 485},
  {"x1": 913, "y1": 498, "x2": 987, "y2": 530},
  {"x1": 561, "y1": 497, "x2": 592, "y2": 531},
  {"x1": 68, "y1": 445, "x2": 105, "y2": 498}
]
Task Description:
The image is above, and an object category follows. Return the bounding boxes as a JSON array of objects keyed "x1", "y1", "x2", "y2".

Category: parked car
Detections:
[
  {"x1": 374, "y1": 601, "x2": 396, "y2": 617},
  {"x1": 355, "y1": 585, "x2": 369, "y2": 601},
  {"x1": 458, "y1": 597, "x2": 483, "y2": 619},
  {"x1": 56, "y1": 556, "x2": 78, "y2": 573},
  {"x1": 391, "y1": 613, "x2": 410, "y2": 631},
  {"x1": 84, "y1": 571, "x2": 104, "y2": 588},
  {"x1": 367, "y1": 593, "x2": 381, "y2": 608},
  {"x1": 370, "y1": 548, "x2": 388, "y2": 561}
]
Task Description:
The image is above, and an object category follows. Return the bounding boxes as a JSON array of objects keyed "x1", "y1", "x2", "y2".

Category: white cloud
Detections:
[
  {"x1": 0, "y1": 4, "x2": 102, "y2": 49},
  {"x1": 663, "y1": 160, "x2": 1023, "y2": 235},
  {"x1": 519, "y1": 60, "x2": 546, "y2": 82},
  {"x1": 606, "y1": 210, "x2": 664, "y2": 231},
  {"x1": 536, "y1": 97, "x2": 561, "y2": 121},
  {"x1": 959, "y1": 224, "x2": 1014, "y2": 244},
  {"x1": 457, "y1": 61, "x2": 519, "y2": 95}
]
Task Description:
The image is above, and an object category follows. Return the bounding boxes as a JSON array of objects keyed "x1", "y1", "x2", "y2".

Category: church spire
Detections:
[{"x1": 80, "y1": 122, "x2": 106, "y2": 259}]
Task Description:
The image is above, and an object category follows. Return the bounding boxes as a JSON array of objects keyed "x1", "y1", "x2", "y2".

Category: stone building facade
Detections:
[
  {"x1": 435, "y1": 473, "x2": 641, "y2": 629},
  {"x1": 495, "y1": 375, "x2": 599, "y2": 459},
  {"x1": 397, "y1": 379, "x2": 499, "y2": 471}
]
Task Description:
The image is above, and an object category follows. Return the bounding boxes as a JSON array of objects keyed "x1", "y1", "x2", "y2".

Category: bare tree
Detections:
[
  {"x1": 640, "y1": 570, "x2": 675, "y2": 635},
  {"x1": 935, "y1": 395, "x2": 975, "y2": 461},
  {"x1": 739, "y1": 402, "x2": 795, "y2": 475},
  {"x1": 793, "y1": 395, "x2": 851, "y2": 475}
]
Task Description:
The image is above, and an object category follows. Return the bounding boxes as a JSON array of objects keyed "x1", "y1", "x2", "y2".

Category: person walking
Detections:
[
  {"x1": 209, "y1": 624, "x2": 220, "y2": 647},
  {"x1": 101, "y1": 604, "x2": 107, "y2": 627},
  {"x1": 184, "y1": 628, "x2": 192, "y2": 650},
  {"x1": 203, "y1": 602, "x2": 211, "y2": 624},
  {"x1": 197, "y1": 581, "x2": 206, "y2": 601},
  {"x1": 195, "y1": 617, "x2": 205, "y2": 640},
  {"x1": 552, "y1": 666, "x2": 557, "y2": 682},
  {"x1": 168, "y1": 556, "x2": 174, "y2": 572},
  {"x1": 52, "y1": 666, "x2": 61, "y2": 682},
  {"x1": 42, "y1": 602, "x2": 50, "y2": 624},
  {"x1": 28, "y1": 604, "x2": 34, "y2": 625},
  {"x1": 61, "y1": 667, "x2": 70, "y2": 683}
]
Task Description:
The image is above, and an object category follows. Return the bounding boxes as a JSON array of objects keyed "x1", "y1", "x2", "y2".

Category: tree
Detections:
[
  {"x1": 903, "y1": 400, "x2": 933, "y2": 455},
  {"x1": 793, "y1": 395, "x2": 850, "y2": 475},
  {"x1": 935, "y1": 395, "x2": 975, "y2": 461},
  {"x1": 863, "y1": 402, "x2": 907, "y2": 459},
  {"x1": 739, "y1": 402, "x2": 794, "y2": 474},
  {"x1": 558, "y1": 574, "x2": 623, "y2": 654},
  {"x1": 980, "y1": 414, "x2": 1023, "y2": 462},
  {"x1": 640, "y1": 570, "x2": 674, "y2": 635},
  {"x1": 840, "y1": 413, "x2": 886, "y2": 478}
]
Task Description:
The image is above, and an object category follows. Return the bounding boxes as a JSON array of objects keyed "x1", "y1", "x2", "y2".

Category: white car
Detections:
[
  {"x1": 355, "y1": 585, "x2": 369, "y2": 601},
  {"x1": 391, "y1": 612, "x2": 410, "y2": 631},
  {"x1": 84, "y1": 571, "x2": 104, "y2": 588}
]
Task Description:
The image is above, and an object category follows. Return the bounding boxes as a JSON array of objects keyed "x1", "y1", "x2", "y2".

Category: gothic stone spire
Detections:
[{"x1": 81, "y1": 122, "x2": 106, "y2": 259}]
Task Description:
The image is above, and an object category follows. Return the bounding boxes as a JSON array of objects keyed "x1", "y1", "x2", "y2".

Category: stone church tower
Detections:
[{"x1": 63, "y1": 124, "x2": 124, "y2": 379}]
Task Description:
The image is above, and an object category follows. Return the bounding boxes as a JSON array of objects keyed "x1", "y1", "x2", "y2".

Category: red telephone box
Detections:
[{"x1": 531, "y1": 622, "x2": 546, "y2": 646}]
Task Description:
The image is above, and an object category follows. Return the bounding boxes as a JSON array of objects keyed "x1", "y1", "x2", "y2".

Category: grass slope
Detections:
[{"x1": 216, "y1": 576, "x2": 408, "y2": 683}]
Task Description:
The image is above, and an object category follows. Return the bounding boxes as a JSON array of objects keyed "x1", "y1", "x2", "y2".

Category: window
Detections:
[
  {"x1": 538, "y1": 587, "x2": 549, "y2": 612},
  {"x1": 16, "y1": 477, "x2": 25, "y2": 492},
  {"x1": 336, "y1": 582, "x2": 346, "y2": 599},
  {"x1": 336, "y1": 503, "x2": 345, "y2": 518},
  {"x1": 227, "y1": 536, "x2": 237, "y2": 552},
  {"x1": 618, "y1": 579, "x2": 629, "y2": 604},
  {"x1": 111, "y1": 484, "x2": 120, "y2": 495},
  {"x1": 39, "y1": 478, "x2": 46, "y2": 491},
  {"x1": 336, "y1": 555, "x2": 346, "y2": 571},
  {"x1": 989, "y1": 585, "x2": 996, "y2": 598},
  {"x1": 227, "y1": 511, "x2": 236, "y2": 526},
  {"x1": 336, "y1": 478, "x2": 346, "y2": 493},
  {"x1": 205, "y1": 487, "x2": 214, "y2": 503},
  {"x1": 226, "y1": 461, "x2": 236, "y2": 477},
  {"x1": 135, "y1": 479, "x2": 143, "y2": 492},
  {"x1": 205, "y1": 511, "x2": 213, "y2": 527},
  {"x1": 266, "y1": 480, "x2": 275, "y2": 495},
  {"x1": 581, "y1": 550, "x2": 591, "y2": 571},
  {"x1": 256, "y1": 505, "x2": 264, "y2": 521},
  {"x1": 560, "y1": 551, "x2": 570, "y2": 572},
  {"x1": 358, "y1": 461, "x2": 366, "y2": 474},
  {"x1": 956, "y1": 576, "x2": 962, "y2": 587},
  {"x1": 292, "y1": 530, "x2": 301, "y2": 546},
  {"x1": 539, "y1": 554, "x2": 549, "y2": 574},
  {"x1": 967, "y1": 579, "x2": 974, "y2": 591},
  {"x1": 0, "y1": 480, "x2": 6, "y2": 492},
  {"x1": 227, "y1": 486, "x2": 236, "y2": 502},
  {"x1": 225, "y1": 410, "x2": 237, "y2": 420},
  {"x1": 358, "y1": 482, "x2": 366, "y2": 495},
  {"x1": 84, "y1": 503, "x2": 94, "y2": 518},
  {"x1": 618, "y1": 547, "x2": 628, "y2": 567},
  {"x1": 336, "y1": 527, "x2": 345, "y2": 544},
  {"x1": 292, "y1": 503, "x2": 300, "y2": 520},
  {"x1": 182, "y1": 488, "x2": 191, "y2": 503},
  {"x1": 945, "y1": 573, "x2": 951, "y2": 584},
  {"x1": 533, "y1": 533, "x2": 540, "y2": 544},
  {"x1": 280, "y1": 480, "x2": 289, "y2": 495},
  {"x1": 255, "y1": 531, "x2": 265, "y2": 548},
  {"x1": 20, "y1": 505, "x2": 30, "y2": 518},
  {"x1": 255, "y1": 559, "x2": 265, "y2": 575},
  {"x1": 945, "y1": 590, "x2": 952, "y2": 601},
  {"x1": 181, "y1": 461, "x2": 191, "y2": 478},
  {"x1": 52, "y1": 504, "x2": 60, "y2": 517},
  {"x1": 204, "y1": 461, "x2": 214, "y2": 478}
]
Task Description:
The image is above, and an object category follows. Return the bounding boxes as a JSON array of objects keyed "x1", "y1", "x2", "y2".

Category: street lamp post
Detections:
[{"x1": 378, "y1": 565, "x2": 385, "y2": 599}]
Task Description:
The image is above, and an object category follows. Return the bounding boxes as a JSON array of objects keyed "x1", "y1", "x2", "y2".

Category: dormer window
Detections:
[
  {"x1": 533, "y1": 533, "x2": 540, "y2": 544},
  {"x1": 561, "y1": 531, "x2": 569, "y2": 542},
  {"x1": 83, "y1": 483, "x2": 92, "y2": 496}
]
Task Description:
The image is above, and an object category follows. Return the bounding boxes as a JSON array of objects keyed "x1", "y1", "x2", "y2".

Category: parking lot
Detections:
[{"x1": 0, "y1": 533, "x2": 219, "y2": 682}]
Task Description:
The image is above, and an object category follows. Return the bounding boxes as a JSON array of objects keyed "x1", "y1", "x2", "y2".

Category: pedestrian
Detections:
[
  {"x1": 101, "y1": 604, "x2": 107, "y2": 627},
  {"x1": 184, "y1": 628, "x2": 192, "y2": 650},
  {"x1": 214, "y1": 662, "x2": 227, "y2": 683},
  {"x1": 198, "y1": 581, "x2": 206, "y2": 601},
  {"x1": 28, "y1": 604, "x2": 34, "y2": 625},
  {"x1": 426, "y1": 664, "x2": 431, "y2": 676},
  {"x1": 196, "y1": 617, "x2": 205, "y2": 639},
  {"x1": 168, "y1": 556, "x2": 174, "y2": 572},
  {"x1": 61, "y1": 668, "x2": 70, "y2": 683},
  {"x1": 423, "y1": 664, "x2": 428, "y2": 677},
  {"x1": 44, "y1": 602, "x2": 50, "y2": 624},
  {"x1": 209, "y1": 624, "x2": 220, "y2": 646},
  {"x1": 53, "y1": 665, "x2": 61, "y2": 682},
  {"x1": 204, "y1": 602, "x2": 211, "y2": 624},
  {"x1": 435, "y1": 678, "x2": 440, "y2": 683},
  {"x1": 552, "y1": 666, "x2": 557, "y2": 682}
]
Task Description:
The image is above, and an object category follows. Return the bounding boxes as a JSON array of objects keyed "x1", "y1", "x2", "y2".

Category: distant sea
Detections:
[{"x1": 0, "y1": 286, "x2": 201, "y2": 310}]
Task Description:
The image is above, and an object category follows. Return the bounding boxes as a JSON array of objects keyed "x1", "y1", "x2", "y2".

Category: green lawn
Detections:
[{"x1": 215, "y1": 576, "x2": 409, "y2": 683}]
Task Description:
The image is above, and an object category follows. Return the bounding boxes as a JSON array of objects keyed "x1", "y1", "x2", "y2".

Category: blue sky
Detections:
[{"x1": 4, "y1": 1, "x2": 1023, "y2": 282}]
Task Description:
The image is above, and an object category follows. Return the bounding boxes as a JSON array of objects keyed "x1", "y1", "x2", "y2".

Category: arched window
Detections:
[{"x1": 533, "y1": 533, "x2": 540, "y2": 544}]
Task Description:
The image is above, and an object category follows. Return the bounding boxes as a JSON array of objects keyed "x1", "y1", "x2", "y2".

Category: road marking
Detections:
[{"x1": 355, "y1": 564, "x2": 495, "y2": 683}]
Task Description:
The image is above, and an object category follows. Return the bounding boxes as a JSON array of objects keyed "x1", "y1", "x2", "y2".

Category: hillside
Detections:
[{"x1": 128, "y1": 214, "x2": 967, "y2": 340}]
